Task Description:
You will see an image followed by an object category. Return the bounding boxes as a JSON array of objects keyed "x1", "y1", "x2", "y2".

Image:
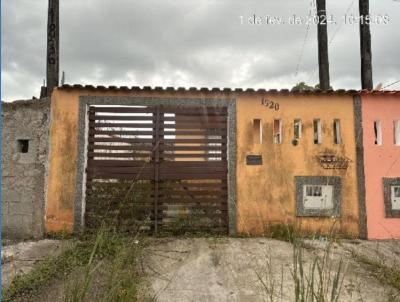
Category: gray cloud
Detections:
[{"x1": 2, "y1": 0, "x2": 400, "y2": 101}]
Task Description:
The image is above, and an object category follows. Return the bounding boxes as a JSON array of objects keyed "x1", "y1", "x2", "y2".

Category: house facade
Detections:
[
  {"x1": 359, "y1": 92, "x2": 400, "y2": 239},
  {"x1": 236, "y1": 92, "x2": 360, "y2": 237},
  {"x1": 2, "y1": 86, "x2": 399, "y2": 239},
  {"x1": 44, "y1": 86, "x2": 362, "y2": 238}
]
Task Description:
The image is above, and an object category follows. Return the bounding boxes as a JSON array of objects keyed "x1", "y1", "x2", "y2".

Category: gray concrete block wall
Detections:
[{"x1": 2, "y1": 98, "x2": 50, "y2": 239}]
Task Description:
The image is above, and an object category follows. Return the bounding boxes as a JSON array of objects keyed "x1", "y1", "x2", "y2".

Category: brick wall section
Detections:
[{"x1": 2, "y1": 98, "x2": 50, "y2": 239}]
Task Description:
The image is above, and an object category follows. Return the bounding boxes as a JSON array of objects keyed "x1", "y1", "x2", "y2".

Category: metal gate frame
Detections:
[{"x1": 74, "y1": 96, "x2": 237, "y2": 235}]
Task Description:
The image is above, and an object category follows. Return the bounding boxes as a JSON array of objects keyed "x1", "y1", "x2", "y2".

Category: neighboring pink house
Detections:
[{"x1": 360, "y1": 92, "x2": 400, "y2": 239}]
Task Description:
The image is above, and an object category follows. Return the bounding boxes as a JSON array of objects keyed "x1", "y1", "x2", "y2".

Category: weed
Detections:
[
  {"x1": 291, "y1": 239, "x2": 347, "y2": 302},
  {"x1": 3, "y1": 239, "x2": 80, "y2": 301},
  {"x1": 349, "y1": 249, "x2": 400, "y2": 298},
  {"x1": 254, "y1": 251, "x2": 284, "y2": 302},
  {"x1": 256, "y1": 224, "x2": 348, "y2": 302},
  {"x1": 263, "y1": 223, "x2": 297, "y2": 242},
  {"x1": 3, "y1": 228, "x2": 146, "y2": 302},
  {"x1": 46, "y1": 229, "x2": 76, "y2": 241}
]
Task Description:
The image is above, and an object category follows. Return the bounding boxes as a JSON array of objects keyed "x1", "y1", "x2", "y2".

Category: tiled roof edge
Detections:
[{"x1": 57, "y1": 84, "x2": 400, "y2": 95}]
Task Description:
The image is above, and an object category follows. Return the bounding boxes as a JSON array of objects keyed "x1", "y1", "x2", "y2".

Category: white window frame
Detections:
[
  {"x1": 394, "y1": 120, "x2": 400, "y2": 146},
  {"x1": 294, "y1": 119, "x2": 302, "y2": 140},
  {"x1": 374, "y1": 120, "x2": 382, "y2": 146},
  {"x1": 392, "y1": 186, "x2": 400, "y2": 210},
  {"x1": 383, "y1": 178, "x2": 400, "y2": 218},
  {"x1": 333, "y1": 119, "x2": 341, "y2": 144},
  {"x1": 273, "y1": 119, "x2": 282, "y2": 144},
  {"x1": 303, "y1": 184, "x2": 334, "y2": 210},
  {"x1": 253, "y1": 119, "x2": 262, "y2": 144},
  {"x1": 313, "y1": 119, "x2": 322, "y2": 144}
]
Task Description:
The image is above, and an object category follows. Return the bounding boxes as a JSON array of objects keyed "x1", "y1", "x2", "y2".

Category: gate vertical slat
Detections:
[{"x1": 153, "y1": 106, "x2": 161, "y2": 234}]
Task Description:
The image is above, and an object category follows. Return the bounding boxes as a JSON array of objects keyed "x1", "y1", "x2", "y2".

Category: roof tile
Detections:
[{"x1": 56, "y1": 84, "x2": 399, "y2": 96}]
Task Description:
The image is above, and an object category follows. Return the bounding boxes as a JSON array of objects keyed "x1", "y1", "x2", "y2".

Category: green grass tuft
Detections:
[{"x1": 3, "y1": 228, "x2": 146, "y2": 302}]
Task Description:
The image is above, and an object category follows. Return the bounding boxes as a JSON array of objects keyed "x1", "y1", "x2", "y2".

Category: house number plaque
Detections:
[{"x1": 261, "y1": 98, "x2": 280, "y2": 111}]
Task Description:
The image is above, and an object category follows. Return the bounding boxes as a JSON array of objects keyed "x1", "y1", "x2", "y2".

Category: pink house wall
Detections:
[{"x1": 362, "y1": 94, "x2": 400, "y2": 239}]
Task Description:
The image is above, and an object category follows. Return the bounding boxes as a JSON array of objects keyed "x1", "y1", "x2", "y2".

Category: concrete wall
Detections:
[
  {"x1": 361, "y1": 94, "x2": 400, "y2": 239},
  {"x1": 2, "y1": 98, "x2": 50, "y2": 239},
  {"x1": 45, "y1": 87, "x2": 361, "y2": 238}
]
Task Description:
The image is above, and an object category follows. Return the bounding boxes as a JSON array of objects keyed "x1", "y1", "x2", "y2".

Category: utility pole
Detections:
[
  {"x1": 316, "y1": 0, "x2": 330, "y2": 90},
  {"x1": 359, "y1": 0, "x2": 373, "y2": 90},
  {"x1": 46, "y1": 0, "x2": 59, "y2": 97}
]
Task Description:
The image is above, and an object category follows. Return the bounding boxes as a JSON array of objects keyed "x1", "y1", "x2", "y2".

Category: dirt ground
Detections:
[
  {"x1": 2, "y1": 239, "x2": 71, "y2": 288},
  {"x1": 143, "y1": 238, "x2": 400, "y2": 302},
  {"x1": 2, "y1": 237, "x2": 400, "y2": 302}
]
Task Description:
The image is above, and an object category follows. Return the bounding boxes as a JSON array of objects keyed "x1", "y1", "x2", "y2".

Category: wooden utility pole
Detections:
[
  {"x1": 359, "y1": 0, "x2": 373, "y2": 90},
  {"x1": 316, "y1": 0, "x2": 330, "y2": 90},
  {"x1": 46, "y1": 0, "x2": 59, "y2": 97}
]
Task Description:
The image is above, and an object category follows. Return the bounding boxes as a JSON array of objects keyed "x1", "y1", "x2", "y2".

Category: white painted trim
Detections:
[
  {"x1": 394, "y1": 120, "x2": 400, "y2": 146},
  {"x1": 374, "y1": 120, "x2": 382, "y2": 146}
]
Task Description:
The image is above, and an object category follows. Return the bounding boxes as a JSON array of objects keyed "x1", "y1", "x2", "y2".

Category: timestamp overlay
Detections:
[{"x1": 239, "y1": 13, "x2": 390, "y2": 26}]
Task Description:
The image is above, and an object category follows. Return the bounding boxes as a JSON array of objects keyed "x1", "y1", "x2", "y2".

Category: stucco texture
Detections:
[
  {"x1": 45, "y1": 88, "x2": 360, "y2": 237},
  {"x1": 361, "y1": 94, "x2": 400, "y2": 239},
  {"x1": 236, "y1": 94, "x2": 360, "y2": 237}
]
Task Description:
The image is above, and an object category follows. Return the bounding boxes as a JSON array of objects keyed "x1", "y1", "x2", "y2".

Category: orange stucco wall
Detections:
[
  {"x1": 236, "y1": 94, "x2": 359, "y2": 237},
  {"x1": 361, "y1": 94, "x2": 400, "y2": 239},
  {"x1": 45, "y1": 88, "x2": 360, "y2": 237}
]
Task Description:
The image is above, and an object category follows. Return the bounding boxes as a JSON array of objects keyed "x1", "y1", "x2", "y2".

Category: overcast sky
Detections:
[{"x1": 2, "y1": 0, "x2": 400, "y2": 101}]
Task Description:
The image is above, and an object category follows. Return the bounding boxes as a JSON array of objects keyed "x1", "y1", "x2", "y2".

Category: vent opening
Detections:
[
  {"x1": 374, "y1": 120, "x2": 382, "y2": 145},
  {"x1": 17, "y1": 139, "x2": 30, "y2": 153}
]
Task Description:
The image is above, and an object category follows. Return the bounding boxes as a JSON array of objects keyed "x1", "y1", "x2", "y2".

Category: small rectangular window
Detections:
[
  {"x1": 296, "y1": 176, "x2": 340, "y2": 217},
  {"x1": 253, "y1": 119, "x2": 262, "y2": 144},
  {"x1": 374, "y1": 120, "x2": 382, "y2": 145},
  {"x1": 394, "y1": 120, "x2": 400, "y2": 146},
  {"x1": 17, "y1": 139, "x2": 29, "y2": 153},
  {"x1": 303, "y1": 184, "x2": 333, "y2": 209},
  {"x1": 273, "y1": 119, "x2": 282, "y2": 144},
  {"x1": 392, "y1": 186, "x2": 400, "y2": 210},
  {"x1": 394, "y1": 186, "x2": 400, "y2": 198},
  {"x1": 305, "y1": 185, "x2": 322, "y2": 197},
  {"x1": 383, "y1": 178, "x2": 400, "y2": 217},
  {"x1": 294, "y1": 119, "x2": 302, "y2": 140},
  {"x1": 333, "y1": 119, "x2": 341, "y2": 144},
  {"x1": 313, "y1": 119, "x2": 322, "y2": 144}
]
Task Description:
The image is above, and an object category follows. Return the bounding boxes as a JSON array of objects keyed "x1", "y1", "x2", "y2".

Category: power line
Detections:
[
  {"x1": 380, "y1": 80, "x2": 400, "y2": 90},
  {"x1": 329, "y1": 0, "x2": 356, "y2": 46},
  {"x1": 307, "y1": 0, "x2": 356, "y2": 83},
  {"x1": 295, "y1": 0, "x2": 316, "y2": 77}
]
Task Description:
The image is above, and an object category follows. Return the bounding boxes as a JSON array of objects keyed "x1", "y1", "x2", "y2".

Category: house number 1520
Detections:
[{"x1": 261, "y1": 98, "x2": 280, "y2": 111}]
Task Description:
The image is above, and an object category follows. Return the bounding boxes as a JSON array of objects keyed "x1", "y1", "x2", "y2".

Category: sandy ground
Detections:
[
  {"x1": 143, "y1": 238, "x2": 400, "y2": 302},
  {"x1": 2, "y1": 239, "x2": 71, "y2": 288}
]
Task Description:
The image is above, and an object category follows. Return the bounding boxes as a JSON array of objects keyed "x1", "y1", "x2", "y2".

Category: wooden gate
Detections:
[{"x1": 85, "y1": 105, "x2": 228, "y2": 234}]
